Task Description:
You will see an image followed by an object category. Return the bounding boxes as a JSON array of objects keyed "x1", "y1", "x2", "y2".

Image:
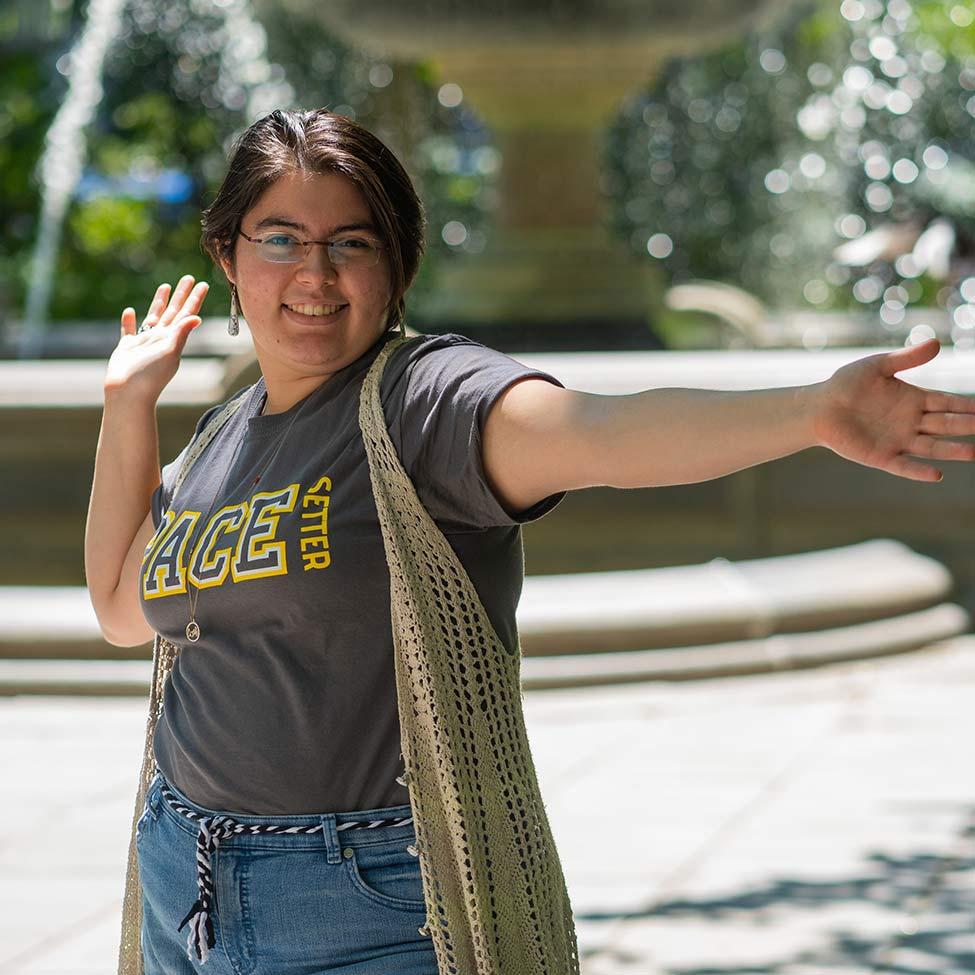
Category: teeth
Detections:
[{"x1": 286, "y1": 303, "x2": 345, "y2": 316}]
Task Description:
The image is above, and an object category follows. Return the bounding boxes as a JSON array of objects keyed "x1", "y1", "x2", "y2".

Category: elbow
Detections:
[
  {"x1": 89, "y1": 592, "x2": 154, "y2": 648},
  {"x1": 102, "y1": 626, "x2": 154, "y2": 649}
]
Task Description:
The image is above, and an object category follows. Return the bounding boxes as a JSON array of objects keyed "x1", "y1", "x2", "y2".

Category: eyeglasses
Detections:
[{"x1": 238, "y1": 229, "x2": 385, "y2": 267}]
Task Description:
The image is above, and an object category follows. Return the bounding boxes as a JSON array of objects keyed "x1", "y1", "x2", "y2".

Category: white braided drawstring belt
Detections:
[{"x1": 153, "y1": 776, "x2": 417, "y2": 964}]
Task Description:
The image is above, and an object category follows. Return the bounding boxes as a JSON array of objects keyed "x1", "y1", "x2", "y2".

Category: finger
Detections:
[
  {"x1": 180, "y1": 280, "x2": 209, "y2": 318},
  {"x1": 142, "y1": 283, "x2": 171, "y2": 330},
  {"x1": 909, "y1": 435, "x2": 975, "y2": 462},
  {"x1": 886, "y1": 454, "x2": 943, "y2": 481},
  {"x1": 919, "y1": 411, "x2": 975, "y2": 436},
  {"x1": 171, "y1": 316, "x2": 202, "y2": 356},
  {"x1": 879, "y1": 337, "x2": 941, "y2": 377},
  {"x1": 120, "y1": 307, "x2": 137, "y2": 337},
  {"x1": 924, "y1": 390, "x2": 975, "y2": 414},
  {"x1": 158, "y1": 275, "x2": 196, "y2": 327}
]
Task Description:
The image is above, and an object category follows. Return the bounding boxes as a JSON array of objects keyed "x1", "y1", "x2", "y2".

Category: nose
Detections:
[{"x1": 294, "y1": 242, "x2": 338, "y2": 285}]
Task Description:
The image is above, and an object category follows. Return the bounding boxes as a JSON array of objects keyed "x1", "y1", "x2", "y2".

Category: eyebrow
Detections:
[{"x1": 253, "y1": 215, "x2": 378, "y2": 236}]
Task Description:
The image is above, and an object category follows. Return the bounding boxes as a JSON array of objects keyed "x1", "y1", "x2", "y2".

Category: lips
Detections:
[
  {"x1": 281, "y1": 303, "x2": 347, "y2": 324},
  {"x1": 284, "y1": 301, "x2": 347, "y2": 314}
]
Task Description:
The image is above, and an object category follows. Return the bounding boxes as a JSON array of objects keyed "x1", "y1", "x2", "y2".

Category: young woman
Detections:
[{"x1": 85, "y1": 108, "x2": 975, "y2": 975}]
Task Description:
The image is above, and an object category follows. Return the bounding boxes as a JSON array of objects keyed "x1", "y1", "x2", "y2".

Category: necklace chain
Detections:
[{"x1": 184, "y1": 384, "x2": 312, "y2": 643}]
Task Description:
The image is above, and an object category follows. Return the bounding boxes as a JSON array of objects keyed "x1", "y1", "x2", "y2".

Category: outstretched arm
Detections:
[{"x1": 481, "y1": 338, "x2": 975, "y2": 515}]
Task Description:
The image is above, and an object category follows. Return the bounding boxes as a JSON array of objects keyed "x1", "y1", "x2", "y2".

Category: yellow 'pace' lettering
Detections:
[
  {"x1": 142, "y1": 511, "x2": 201, "y2": 599},
  {"x1": 188, "y1": 503, "x2": 249, "y2": 589},
  {"x1": 141, "y1": 474, "x2": 337, "y2": 598},
  {"x1": 232, "y1": 484, "x2": 300, "y2": 582}
]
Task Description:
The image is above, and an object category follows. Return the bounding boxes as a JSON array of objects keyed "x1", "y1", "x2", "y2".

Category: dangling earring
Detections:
[
  {"x1": 228, "y1": 284, "x2": 239, "y2": 336},
  {"x1": 398, "y1": 317, "x2": 406, "y2": 340}
]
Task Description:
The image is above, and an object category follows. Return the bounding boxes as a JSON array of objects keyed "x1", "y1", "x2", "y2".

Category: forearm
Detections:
[
  {"x1": 591, "y1": 382, "x2": 825, "y2": 488},
  {"x1": 84, "y1": 391, "x2": 161, "y2": 605}
]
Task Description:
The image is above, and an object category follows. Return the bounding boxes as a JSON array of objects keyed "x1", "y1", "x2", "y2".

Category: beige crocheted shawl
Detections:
[{"x1": 117, "y1": 333, "x2": 580, "y2": 974}]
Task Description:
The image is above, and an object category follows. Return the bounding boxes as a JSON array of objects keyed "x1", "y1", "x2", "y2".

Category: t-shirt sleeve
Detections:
[{"x1": 392, "y1": 340, "x2": 569, "y2": 530}]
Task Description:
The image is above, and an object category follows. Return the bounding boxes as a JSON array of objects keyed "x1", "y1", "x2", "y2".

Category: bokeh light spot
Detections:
[
  {"x1": 764, "y1": 169, "x2": 790, "y2": 194},
  {"x1": 949, "y1": 5, "x2": 974, "y2": 27},
  {"x1": 922, "y1": 144, "x2": 949, "y2": 170},
  {"x1": 441, "y1": 220, "x2": 467, "y2": 246},
  {"x1": 759, "y1": 49, "x2": 787, "y2": 74},
  {"x1": 891, "y1": 158, "x2": 919, "y2": 183},
  {"x1": 907, "y1": 323, "x2": 937, "y2": 345},
  {"x1": 646, "y1": 234, "x2": 674, "y2": 259},
  {"x1": 438, "y1": 83, "x2": 463, "y2": 108},
  {"x1": 369, "y1": 64, "x2": 393, "y2": 88},
  {"x1": 799, "y1": 153, "x2": 827, "y2": 179}
]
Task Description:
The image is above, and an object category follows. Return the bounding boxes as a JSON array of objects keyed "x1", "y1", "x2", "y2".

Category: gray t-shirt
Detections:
[{"x1": 140, "y1": 331, "x2": 566, "y2": 815}]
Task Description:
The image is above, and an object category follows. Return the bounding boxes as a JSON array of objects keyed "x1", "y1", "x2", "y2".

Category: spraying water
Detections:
[
  {"x1": 20, "y1": 0, "x2": 293, "y2": 359},
  {"x1": 20, "y1": 0, "x2": 130, "y2": 359}
]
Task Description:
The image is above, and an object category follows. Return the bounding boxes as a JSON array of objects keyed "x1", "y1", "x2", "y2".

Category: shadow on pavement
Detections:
[{"x1": 577, "y1": 809, "x2": 975, "y2": 973}]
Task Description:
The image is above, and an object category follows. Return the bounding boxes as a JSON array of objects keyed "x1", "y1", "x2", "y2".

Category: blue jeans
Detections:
[{"x1": 136, "y1": 770, "x2": 440, "y2": 974}]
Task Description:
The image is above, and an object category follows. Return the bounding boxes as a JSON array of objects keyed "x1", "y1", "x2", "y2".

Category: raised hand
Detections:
[
  {"x1": 815, "y1": 337, "x2": 975, "y2": 482},
  {"x1": 105, "y1": 275, "x2": 210, "y2": 401}
]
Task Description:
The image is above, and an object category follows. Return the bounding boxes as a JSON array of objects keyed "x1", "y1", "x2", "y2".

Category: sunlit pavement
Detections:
[{"x1": 2, "y1": 638, "x2": 973, "y2": 975}]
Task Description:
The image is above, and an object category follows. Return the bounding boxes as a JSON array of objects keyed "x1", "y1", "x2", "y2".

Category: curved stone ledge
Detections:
[
  {"x1": 1, "y1": 603, "x2": 966, "y2": 696},
  {"x1": 517, "y1": 539, "x2": 955, "y2": 655},
  {"x1": 519, "y1": 603, "x2": 971, "y2": 690},
  {"x1": 0, "y1": 539, "x2": 967, "y2": 694}
]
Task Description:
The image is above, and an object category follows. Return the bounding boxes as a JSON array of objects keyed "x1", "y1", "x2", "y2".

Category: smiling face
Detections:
[{"x1": 220, "y1": 169, "x2": 394, "y2": 403}]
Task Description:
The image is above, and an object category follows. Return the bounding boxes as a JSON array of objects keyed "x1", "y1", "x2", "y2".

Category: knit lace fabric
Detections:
[{"x1": 116, "y1": 333, "x2": 580, "y2": 974}]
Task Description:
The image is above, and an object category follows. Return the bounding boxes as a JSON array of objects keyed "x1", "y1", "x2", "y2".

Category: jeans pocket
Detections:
[
  {"x1": 342, "y1": 839, "x2": 427, "y2": 913},
  {"x1": 135, "y1": 775, "x2": 161, "y2": 841}
]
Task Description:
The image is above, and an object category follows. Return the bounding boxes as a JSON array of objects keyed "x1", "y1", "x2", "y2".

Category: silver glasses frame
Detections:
[{"x1": 237, "y1": 228, "x2": 385, "y2": 267}]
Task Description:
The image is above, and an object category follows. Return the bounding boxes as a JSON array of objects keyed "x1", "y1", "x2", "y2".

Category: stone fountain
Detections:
[{"x1": 255, "y1": 0, "x2": 800, "y2": 348}]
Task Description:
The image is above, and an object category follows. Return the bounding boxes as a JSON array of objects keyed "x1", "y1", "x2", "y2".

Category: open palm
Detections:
[
  {"x1": 816, "y1": 338, "x2": 975, "y2": 482},
  {"x1": 105, "y1": 275, "x2": 209, "y2": 399}
]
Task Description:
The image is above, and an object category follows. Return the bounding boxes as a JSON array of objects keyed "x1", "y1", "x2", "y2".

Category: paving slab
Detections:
[{"x1": 1, "y1": 638, "x2": 973, "y2": 974}]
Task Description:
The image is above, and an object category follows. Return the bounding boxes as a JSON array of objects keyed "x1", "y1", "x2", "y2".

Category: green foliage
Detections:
[
  {"x1": 914, "y1": 2, "x2": 975, "y2": 57},
  {"x1": 605, "y1": 0, "x2": 975, "y2": 342},
  {"x1": 0, "y1": 53, "x2": 54, "y2": 304},
  {"x1": 12, "y1": 0, "x2": 972, "y2": 347},
  {"x1": 3, "y1": 0, "x2": 493, "y2": 331},
  {"x1": 68, "y1": 196, "x2": 153, "y2": 256}
]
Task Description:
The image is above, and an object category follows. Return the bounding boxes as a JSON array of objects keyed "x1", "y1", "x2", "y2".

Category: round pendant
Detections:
[{"x1": 186, "y1": 621, "x2": 201, "y2": 643}]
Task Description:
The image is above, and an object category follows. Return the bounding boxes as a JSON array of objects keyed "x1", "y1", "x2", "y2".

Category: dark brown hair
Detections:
[{"x1": 201, "y1": 108, "x2": 426, "y2": 332}]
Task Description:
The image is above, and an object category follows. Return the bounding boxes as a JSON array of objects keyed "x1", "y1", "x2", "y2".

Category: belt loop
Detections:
[{"x1": 319, "y1": 813, "x2": 342, "y2": 864}]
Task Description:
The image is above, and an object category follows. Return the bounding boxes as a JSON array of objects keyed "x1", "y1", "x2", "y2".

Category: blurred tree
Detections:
[
  {"x1": 605, "y1": 0, "x2": 975, "y2": 345},
  {"x1": 12, "y1": 0, "x2": 972, "y2": 348},
  {"x1": 0, "y1": 51, "x2": 52, "y2": 327},
  {"x1": 1, "y1": 0, "x2": 492, "y2": 336}
]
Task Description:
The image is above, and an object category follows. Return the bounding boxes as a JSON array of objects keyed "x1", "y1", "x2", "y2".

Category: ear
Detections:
[{"x1": 218, "y1": 241, "x2": 236, "y2": 286}]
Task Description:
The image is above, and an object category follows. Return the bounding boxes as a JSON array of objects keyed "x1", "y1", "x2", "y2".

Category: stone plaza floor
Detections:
[{"x1": 2, "y1": 637, "x2": 973, "y2": 974}]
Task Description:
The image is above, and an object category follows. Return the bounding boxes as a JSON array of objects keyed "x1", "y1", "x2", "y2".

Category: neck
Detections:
[
  {"x1": 258, "y1": 374, "x2": 330, "y2": 416},
  {"x1": 256, "y1": 329, "x2": 396, "y2": 415}
]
